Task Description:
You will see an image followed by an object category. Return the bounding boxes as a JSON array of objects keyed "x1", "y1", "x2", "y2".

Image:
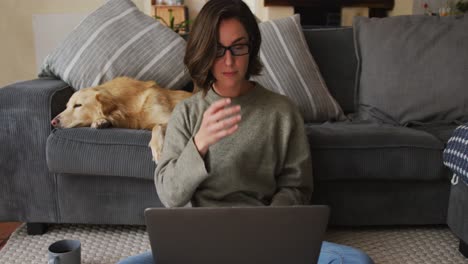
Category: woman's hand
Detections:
[{"x1": 194, "y1": 98, "x2": 241, "y2": 157}]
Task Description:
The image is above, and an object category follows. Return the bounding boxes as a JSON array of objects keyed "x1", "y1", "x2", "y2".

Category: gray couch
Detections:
[{"x1": 0, "y1": 27, "x2": 455, "y2": 234}]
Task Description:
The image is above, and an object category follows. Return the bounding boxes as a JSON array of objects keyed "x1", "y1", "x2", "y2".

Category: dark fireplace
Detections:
[
  {"x1": 295, "y1": 6, "x2": 342, "y2": 27},
  {"x1": 264, "y1": 0, "x2": 394, "y2": 27}
]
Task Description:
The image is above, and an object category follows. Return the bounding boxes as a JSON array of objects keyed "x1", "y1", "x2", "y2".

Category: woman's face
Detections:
[{"x1": 211, "y1": 18, "x2": 250, "y2": 89}]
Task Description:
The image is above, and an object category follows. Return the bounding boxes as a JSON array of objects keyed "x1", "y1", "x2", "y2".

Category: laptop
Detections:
[{"x1": 144, "y1": 205, "x2": 330, "y2": 264}]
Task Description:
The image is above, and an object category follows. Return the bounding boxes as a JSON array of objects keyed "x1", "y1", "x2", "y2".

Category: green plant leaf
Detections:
[
  {"x1": 154, "y1": 10, "x2": 192, "y2": 34},
  {"x1": 154, "y1": 15, "x2": 169, "y2": 27}
]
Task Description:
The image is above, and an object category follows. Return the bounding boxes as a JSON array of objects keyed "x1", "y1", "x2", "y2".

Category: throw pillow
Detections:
[
  {"x1": 354, "y1": 15, "x2": 468, "y2": 125},
  {"x1": 251, "y1": 14, "x2": 345, "y2": 123},
  {"x1": 39, "y1": 0, "x2": 190, "y2": 90}
]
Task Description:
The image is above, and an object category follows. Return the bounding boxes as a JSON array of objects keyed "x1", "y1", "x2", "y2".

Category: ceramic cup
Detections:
[{"x1": 48, "y1": 239, "x2": 81, "y2": 264}]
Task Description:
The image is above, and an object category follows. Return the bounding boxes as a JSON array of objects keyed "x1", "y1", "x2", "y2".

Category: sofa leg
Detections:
[
  {"x1": 459, "y1": 239, "x2": 468, "y2": 258},
  {"x1": 27, "y1": 223, "x2": 48, "y2": 235}
]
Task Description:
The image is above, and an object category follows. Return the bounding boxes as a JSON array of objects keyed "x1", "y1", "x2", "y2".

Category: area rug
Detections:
[{"x1": 0, "y1": 224, "x2": 466, "y2": 264}]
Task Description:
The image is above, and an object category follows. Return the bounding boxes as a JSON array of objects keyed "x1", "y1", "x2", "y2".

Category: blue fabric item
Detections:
[
  {"x1": 318, "y1": 241, "x2": 374, "y2": 264},
  {"x1": 116, "y1": 241, "x2": 374, "y2": 264},
  {"x1": 117, "y1": 251, "x2": 153, "y2": 264},
  {"x1": 443, "y1": 124, "x2": 468, "y2": 185}
]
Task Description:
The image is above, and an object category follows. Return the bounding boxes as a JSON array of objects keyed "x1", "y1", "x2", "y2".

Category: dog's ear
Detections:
[{"x1": 95, "y1": 92, "x2": 117, "y2": 116}]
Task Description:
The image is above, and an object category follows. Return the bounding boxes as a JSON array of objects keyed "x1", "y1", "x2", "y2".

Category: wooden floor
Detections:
[{"x1": 0, "y1": 222, "x2": 22, "y2": 251}]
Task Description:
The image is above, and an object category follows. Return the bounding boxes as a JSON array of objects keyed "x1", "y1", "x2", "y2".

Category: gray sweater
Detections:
[{"x1": 154, "y1": 83, "x2": 313, "y2": 207}]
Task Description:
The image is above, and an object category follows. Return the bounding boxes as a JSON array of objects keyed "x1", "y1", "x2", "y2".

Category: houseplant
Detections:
[{"x1": 155, "y1": 9, "x2": 191, "y2": 34}]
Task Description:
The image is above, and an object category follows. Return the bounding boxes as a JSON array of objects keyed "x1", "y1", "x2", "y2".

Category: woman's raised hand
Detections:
[{"x1": 194, "y1": 98, "x2": 241, "y2": 157}]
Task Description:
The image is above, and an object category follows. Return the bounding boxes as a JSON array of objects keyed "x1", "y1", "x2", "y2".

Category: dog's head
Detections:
[{"x1": 51, "y1": 88, "x2": 116, "y2": 128}]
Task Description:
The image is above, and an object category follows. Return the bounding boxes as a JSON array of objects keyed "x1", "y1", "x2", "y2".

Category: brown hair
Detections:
[{"x1": 184, "y1": 0, "x2": 262, "y2": 93}]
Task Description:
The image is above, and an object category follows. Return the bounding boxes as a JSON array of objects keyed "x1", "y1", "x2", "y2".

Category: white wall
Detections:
[
  {"x1": 389, "y1": 0, "x2": 456, "y2": 17},
  {"x1": 32, "y1": 13, "x2": 89, "y2": 73},
  {"x1": 0, "y1": 0, "x2": 150, "y2": 87},
  {"x1": 186, "y1": 0, "x2": 206, "y2": 21},
  {"x1": 412, "y1": 0, "x2": 455, "y2": 15}
]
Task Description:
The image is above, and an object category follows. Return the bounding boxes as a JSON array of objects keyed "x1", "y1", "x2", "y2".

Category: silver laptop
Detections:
[{"x1": 144, "y1": 205, "x2": 330, "y2": 264}]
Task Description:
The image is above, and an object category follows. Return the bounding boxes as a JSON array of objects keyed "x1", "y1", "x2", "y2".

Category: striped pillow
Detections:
[
  {"x1": 443, "y1": 124, "x2": 468, "y2": 185},
  {"x1": 39, "y1": 0, "x2": 190, "y2": 90},
  {"x1": 252, "y1": 14, "x2": 345, "y2": 122}
]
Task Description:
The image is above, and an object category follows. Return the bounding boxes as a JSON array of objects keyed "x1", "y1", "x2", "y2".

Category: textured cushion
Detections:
[
  {"x1": 443, "y1": 124, "x2": 468, "y2": 184},
  {"x1": 411, "y1": 123, "x2": 458, "y2": 143},
  {"x1": 252, "y1": 14, "x2": 345, "y2": 122},
  {"x1": 39, "y1": 0, "x2": 190, "y2": 90},
  {"x1": 46, "y1": 128, "x2": 155, "y2": 180},
  {"x1": 354, "y1": 15, "x2": 468, "y2": 125},
  {"x1": 305, "y1": 122, "x2": 447, "y2": 181},
  {"x1": 302, "y1": 27, "x2": 357, "y2": 114}
]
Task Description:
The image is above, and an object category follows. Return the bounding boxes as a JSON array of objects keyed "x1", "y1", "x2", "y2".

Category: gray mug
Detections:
[{"x1": 48, "y1": 239, "x2": 81, "y2": 264}]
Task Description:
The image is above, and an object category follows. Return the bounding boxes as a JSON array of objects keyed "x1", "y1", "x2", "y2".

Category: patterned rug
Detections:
[{"x1": 0, "y1": 224, "x2": 467, "y2": 264}]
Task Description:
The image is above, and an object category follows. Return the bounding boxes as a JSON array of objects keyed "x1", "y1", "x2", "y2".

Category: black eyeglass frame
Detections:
[{"x1": 215, "y1": 44, "x2": 250, "y2": 58}]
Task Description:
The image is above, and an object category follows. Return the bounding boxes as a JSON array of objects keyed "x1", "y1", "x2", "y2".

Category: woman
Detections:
[{"x1": 118, "y1": 0, "x2": 374, "y2": 263}]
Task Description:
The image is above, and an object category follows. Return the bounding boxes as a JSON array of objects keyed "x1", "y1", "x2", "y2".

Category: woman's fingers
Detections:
[
  {"x1": 208, "y1": 114, "x2": 241, "y2": 133},
  {"x1": 205, "y1": 98, "x2": 232, "y2": 116},
  {"x1": 209, "y1": 105, "x2": 241, "y2": 124},
  {"x1": 194, "y1": 98, "x2": 242, "y2": 156}
]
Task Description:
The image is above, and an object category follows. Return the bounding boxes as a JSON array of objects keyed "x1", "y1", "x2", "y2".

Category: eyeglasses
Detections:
[{"x1": 216, "y1": 44, "x2": 250, "y2": 58}]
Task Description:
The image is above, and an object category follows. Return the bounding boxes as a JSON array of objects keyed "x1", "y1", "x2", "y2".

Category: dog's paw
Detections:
[
  {"x1": 151, "y1": 146, "x2": 162, "y2": 163},
  {"x1": 150, "y1": 125, "x2": 166, "y2": 163},
  {"x1": 91, "y1": 119, "x2": 110, "y2": 129}
]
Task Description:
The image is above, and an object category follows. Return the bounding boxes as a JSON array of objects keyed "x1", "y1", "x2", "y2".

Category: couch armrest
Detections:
[{"x1": 0, "y1": 78, "x2": 74, "y2": 222}]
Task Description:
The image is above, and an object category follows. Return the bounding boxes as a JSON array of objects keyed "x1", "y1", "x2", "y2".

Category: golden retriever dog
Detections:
[{"x1": 51, "y1": 77, "x2": 192, "y2": 161}]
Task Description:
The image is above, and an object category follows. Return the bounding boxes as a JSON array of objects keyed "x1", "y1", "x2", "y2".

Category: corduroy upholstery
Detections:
[
  {"x1": 0, "y1": 27, "x2": 455, "y2": 229},
  {"x1": 306, "y1": 123, "x2": 447, "y2": 182},
  {"x1": 0, "y1": 78, "x2": 73, "y2": 222},
  {"x1": 47, "y1": 128, "x2": 155, "y2": 180}
]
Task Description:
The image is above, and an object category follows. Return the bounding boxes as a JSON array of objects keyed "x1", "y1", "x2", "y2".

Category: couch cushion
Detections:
[
  {"x1": 410, "y1": 123, "x2": 458, "y2": 144},
  {"x1": 302, "y1": 27, "x2": 356, "y2": 114},
  {"x1": 252, "y1": 14, "x2": 345, "y2": 122},
  {"x1": 39, "y1": 0, "x2": 190, "y2": 90},
  {"x1": 306, "y1": 123, "x2": 447, "y2": 181},
  {"x1": 46, "y1": 128, "x2": 155, "y2": 180},
  {"x1": 354, "y1": 15, "x2": 468, "y2": 125}
]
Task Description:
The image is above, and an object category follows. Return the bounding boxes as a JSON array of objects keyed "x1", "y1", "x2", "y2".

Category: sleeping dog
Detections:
[{"x1": 51, "y1": 77, "x2": 192, "y2": 162}]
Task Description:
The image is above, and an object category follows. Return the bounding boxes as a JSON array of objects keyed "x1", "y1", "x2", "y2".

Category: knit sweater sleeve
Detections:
[
  {"x1": 154, "y1": 102, "x2": 209, "y2": 208},
  {"x1": 270, "y1": 108, "x2": 313, "y2": 206}
]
